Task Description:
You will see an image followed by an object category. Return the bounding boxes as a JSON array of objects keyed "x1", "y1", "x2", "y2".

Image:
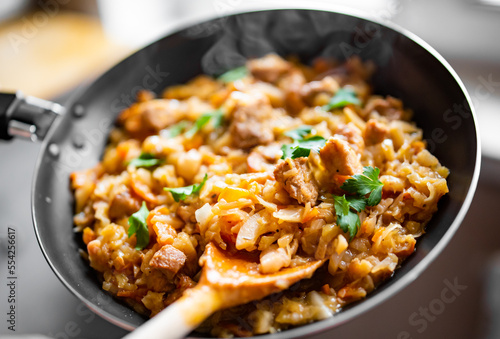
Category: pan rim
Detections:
[{"x1": 31, "y1": 4, "x2": 481, "y2": 338}]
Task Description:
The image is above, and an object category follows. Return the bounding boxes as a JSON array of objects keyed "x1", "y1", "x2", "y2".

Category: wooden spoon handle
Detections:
[{"x1": 123, "y1": 285, "x2": 222, "y2": 339}]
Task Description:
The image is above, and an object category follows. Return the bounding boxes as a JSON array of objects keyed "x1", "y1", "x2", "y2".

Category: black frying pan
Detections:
[{"x1": 0, "y1": 6, "x2": 480, "y2": 338}]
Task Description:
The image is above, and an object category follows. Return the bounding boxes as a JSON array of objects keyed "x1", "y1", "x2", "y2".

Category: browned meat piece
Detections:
[
  {"x1": 300, "y1": 76, "x2": 339, "y2": 105},
  {"x1": 312, "y1": 56, "x2": 374, "y2": 85},
  {"x1": 118, "y1": 99, "x2": 184, "y2": 135},
  {"x1": 136, "y1": 89, "x2": 156, "y2": 102},
  {"x1": 164, "y1": 274, "x2": 196, "y2": 306},
  {"x1": 247, "y1": 54, "x2": 291, "y2": 83},
  {"x1": 335, "y1": 123, "x2": 365, "y2": 153},
  {"x1": 344, "y1": 56, "x2": 375, "y2": 81},
  {"x1": 274, "y1": 158, "x2": 319, "y2": 205},
  {"x1": 363, "y1": 96, "x2": 404, "y2": 121},
  {"x1": 149, "y1": 244, "x2": 187, "y2": 275},
  {"x1": 319, "y1": 138, "x2": 362, "y2": 176},
  {"x1": 278, "y1": 69, "x2": 307, "y2": 114},
  {"x1": 108, "y1": 190, "x2": 141, "y2": 220},
  {"x1": 229, "y1": 94, "x2": 274, "y2": 149},
  {"x1": 364, "y1": 119, "x2": 389, "y2": 145},
  {"x1": 141, "y1": 100, "x2": 183, "y2": 131}
]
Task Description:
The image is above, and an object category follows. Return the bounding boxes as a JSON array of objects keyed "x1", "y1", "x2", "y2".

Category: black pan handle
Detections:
[{"x1": 0, "y1": 91, "x2": 64, "y2": 142}]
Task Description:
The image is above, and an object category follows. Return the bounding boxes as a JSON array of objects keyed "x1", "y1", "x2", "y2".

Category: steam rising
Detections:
[{"x1": 195, "y1": 9, "x2": 397, "y2": 76}]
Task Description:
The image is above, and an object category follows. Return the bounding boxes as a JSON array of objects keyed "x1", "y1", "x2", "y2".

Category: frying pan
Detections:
[{"x1": 0, "y1": 5, "x2": 480, "y2": 338}]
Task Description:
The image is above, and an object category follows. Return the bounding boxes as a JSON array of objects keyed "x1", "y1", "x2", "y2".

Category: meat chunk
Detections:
[
  {"x1": 363, "y1": 96, "x2": 405, "y2": 121},
  {"x1": 278, "y1": 69, "x2": 307, "y2": 114},
  {"x1": 319, "y1": 138, "x2": 362, "y2": 176},
  {"x1": 274, "y1": 158, "x2": 319, "y2": 205},
  {"x1": 300, "y1": 76, "x2": 340, "y2": 105},
  {"x1": 141, "y1": 100, "x2": 184, "y2": 131},
  {"x1": 229, "y1": 92, "x2": 274, "y2": 149},
  {"x1": 247, "y1": 54, "x2": 291, "y2": 83},
  {"x1": 108, "y1": 189, "x2": 141, "y2": 220},
  {"x1": 118, "y1": 99, "x2": 185, "y2": 135},
  {"x1": 335, "y1": 123, "x2": 364, "y2": 153},
  {"x1": 149, "y1": 244, "x2": 187, "y2": 275},
  {"x1": 164, "y1": 274, "x2": 196, "y2": 306},
  {"x1": 364, "y1": 119, "x2": 389, "y2": 145}
]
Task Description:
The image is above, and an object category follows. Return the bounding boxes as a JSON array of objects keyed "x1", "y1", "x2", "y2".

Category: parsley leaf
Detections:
[
  {"x1": 367, "y1": 185, "x2": 383, "y2": 206},
  {"x1": 165, "y1": 174, "x2": 208, "y2": 202},
  {"x1": 333, "y1": 194, "x2": 350, "y2": 216},
  {"x1": 346, "y1": 195, "x2": 367, "y2": 212},
  {"x1": 162, "y1": 120, "x2": 189, "y2": 138},
  {"x1": 185, "y1": 110, "x2": 224, "y2": 138},
  {"x1": 337, "y1": 211, "x2": 361, "y2": 240},
  {"x1": 333, "y1": 166, "x2": 384, "y2": 240},
  {"x1": 333, "y1": 195, "x2": 361, "y2": 240},
  {"x1": 218, "y1": 66, "x2": 248, "y2": 83},
  {"x1": 281, "y1": 136, "x2": 327, "y2": 160},
  {"x1": 281, "y1": 142, "x2": 297, "y2": 160},
  {"x1": 323, "y1": 87, "x2": 361, "y2": 111},
  {"x1": 341, "y1": 166, "x2": 384, "y2": 206},
  {"x1": 210, "y1": 109, "x2": 225, "y2": 129},
  {"x1": 127, "y1": 202, "x2": 150, "y2": 250},
  {"x1": 129, "y1": 153, "x2": 163, "y2": 168},
  {"x1": 185, "y1": 114, "x2": 212, "y2": 138},
  {"x1": 284, "y1": 125, "x2": 313, "y2": 140}
]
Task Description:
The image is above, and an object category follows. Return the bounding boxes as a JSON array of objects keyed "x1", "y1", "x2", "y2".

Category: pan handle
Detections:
[{"x1": 0, "y1": 92, "x2": 65, "y2": 142}]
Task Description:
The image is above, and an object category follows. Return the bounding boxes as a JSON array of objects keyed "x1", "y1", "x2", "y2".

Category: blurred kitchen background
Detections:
[{"x1": 0, "y1": 0, "x2": 499, "y2": 338}]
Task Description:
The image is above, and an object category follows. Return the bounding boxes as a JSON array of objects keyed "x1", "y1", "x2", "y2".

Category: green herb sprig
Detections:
[
  {"x1": 280, "y1": 125, "x2": 327, "y2": 160},
  {"x1": 162, "y1": 120, "x2": 189, "y2": 138},
  {"x1": 281, "y1": 136, "x2": 327, "y2": 160},
  {"x1": 164, "y1": 174, "x2": 208, "y2": 202},
  {"x1": 217, "y1": 66, "x2": 249, "y2": 83},
  {"x1": 334, "y1": 166, "x2": 384, "y2": 240},
  {"x1": 184, "y1": 109, "x2": 224, "y2": 139},
  {"x1": 127, "y1": 202, "x2": 150, "y2": 250},
  {"x1": 129, "y1": 153, "x2": 163, "y2": 168},
  {"x1": 283, "y1": 125, "x2": 313, "y2": 140},
  {"x1": 323, "y1": 87, "x2": 361, "y2": 111}
]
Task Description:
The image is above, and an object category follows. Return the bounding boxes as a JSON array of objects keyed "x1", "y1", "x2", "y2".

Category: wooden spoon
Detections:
[{"x1": 123, "y1": 242, "x2": 325, "y2": 339}]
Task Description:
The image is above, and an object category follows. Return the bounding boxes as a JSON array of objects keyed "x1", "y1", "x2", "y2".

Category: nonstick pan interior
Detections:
[{"x1": 32, "y1": 8, "x2": 480, "y2": 338}]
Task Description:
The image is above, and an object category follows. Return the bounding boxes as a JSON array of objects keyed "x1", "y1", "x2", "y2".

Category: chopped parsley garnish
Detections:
[
  {"x1": 217, "y1": 66, "x2": 248, "y2": 83},
  {"x1": 280, "y1": 136, "x2": 327, "y2": 160},
  {"x1": 129, "y1": 153, "x2": 163, "y2": 168},
  {"x1": 334, "y1": 195, "x2": 361, "y2": 241},
  {"x1": 323, "y1": 87, "x2": 361, "y2": 111},
  {"x1": 284, "y1": 125, "x2": 313, "y2": 140},
  {"x1": 162, "y1": 120, "x2": 189, "y2": 138},
  {"x1": 164, "y1": 174, "x2": 208, "y2": 202},
  {"x1": 127, "y1": 202, "x2": 150, "y2": 250},
  {"x1": 333, "y1": 166, "x2": 384, "y2": 240},
  {"x1": 185, "y1": 109, "x2": 224, "y2": 138},
  {"x1": 210, "y1": 109, "x2": 225, "y2": 129},
  {"x1": 341, "y1": 166, "x2": 384, "y2": 206}
]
